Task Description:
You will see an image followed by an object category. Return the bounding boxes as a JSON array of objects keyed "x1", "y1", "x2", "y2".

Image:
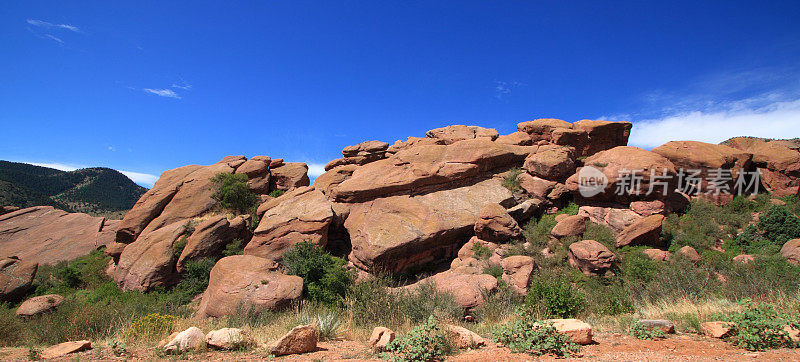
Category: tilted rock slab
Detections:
[{"x1": 268, "y1": 324, "x2": 318, "y2": 356}]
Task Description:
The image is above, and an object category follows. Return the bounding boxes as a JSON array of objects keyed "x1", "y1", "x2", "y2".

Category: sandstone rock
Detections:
[
  {"x1": 551, "y1": 128, "x2": 589, "y2": 150},
  {"x1": 331, "y1": 139, "x2": 532, "y2": 202},
  {"x1": 314, "y1": 164, "x2": 358, "y2": 195},
  {"x1": 523, "y1": 145, "x2": 576, "y2": 181},
  {"x1": 270, "y1": 162, "x2": 310, "y2": 191},
  {"x1": 568, "y1": 240, "x2": 616, "y2": 276},
  {"x1": 555, "y1": 214, "x2": 569, "y2": 223},
  {"x1": 506, "y1": 199, "x2": 542, "y2": 222},
  {"x1": 326, "y1": 141, "x2": 390, "y2": 171},
  {"x1": 642, "y1": 248, "x2": 671, "y2": 261},
  {"x1": 368, "y1": 327, "x2": 395, "y2": 351},
  {"x1": 114, "y1": 220, "x2": 185, "y2": 291},
  {"x1": 40, "y1": 340, "x2": 91, "y2": 359},
  {"x1": 517, "y1": 119, "x2": 573, "y2": 142},
  {"x1": 547, "y1": 319, "x2": 593, "y2": 345},
  {"x1": 221, "y1": 155, "x2": 247, "y2": 168},
  {"x1": 496, "y1": 131, "x2": 533, "y2": 146},
  {"x1": 474, "y1": 204, "x2": 522, "y2": 243},
  {"x1": 630, "y1": 200, "x2": 665, "y2": 217},
  {"x1": 551, "y1": 215, "x2": 586, "y2": 238},
  {"x1": 725, "y1": 137, "x2": 800, "y2": 197},
  {"x1": 206, "y1": 328, "x2": 254, "y2": 350},
  {"x1": 518, "y1": 173, "x2": 557, "y2": 200},
  {"x1": 398, "y1": 270, "x2": 498, "y2": 309},
  {"x1": 426, "y1": 125, "x2": 499, "y2": 144},
  {"x1": 0, "y1": 206, "x2": 19, "y2": 215},
  {"x1": 677, "y1": 246, "x2": 702, "y2": 263},
  {"x1": 566, "y1": 146, "x2": 677, "y2": 203},
  {"x1": 235, "y1": 157, "x2": 270, "y2": 190},
  {"x1": 386, "y1": 137, "x2": 441, "y2": 154},
  {"x1": 615, "y1": 215, "x2": 665, "y2": 247},
  {"x1": 652, "y1": 141, "x2": 753, "y2": 195},
  {"x1": 781, "y1": 239, "x2": 800, "y2": 266},
  {"x1": 501, "y1": 255, "x2": 536, "y2": 295},
  {"x1": 572, "y1": 120, "x2": 632, "y2": 157},
  {"x1": 0, "y1": 206, "x2": 111, "y2": 266},
  {"x1": 196, "y1": 255, "x2": 302, "y2": 318},
  {"x1": 579, "y1": 206, "x2": 642, "y2": 234},
  {"x1": 733, "y1": 254, "x2": 755, "y2": 264},
  {"x1": 15, "y1": 294, "x2": 64, "y2": 317},
  {"x1": 115, "y1": 165, "x2": 202, "y2": 243},
  {"x1": 344, "y1": 178, "x2": 514, "y2": 273},
  {"x1": 701, "y1": 321, "x2": 733, "y2": 339},
  {"x1": 445, "y1": 325, "x2": 487, "y2": 349},
  {"x1": 176, "y1": 215, "x2": 240, "y2": 272},
  {"x1": 0, "y1": 257, "x2": 37, "y2": 302},
  {"x1": 268, "y1": 324, "x2": 318, "y2": 356},
  {"x1": 637, "y1": 319, "x2": 675, "y2": 334},
  {"x1": 164, "y1": 327, "x2": 206, "y2": 353},
  {"x1": 245, "y1": 187, "x2": 333, "y2": 260}
]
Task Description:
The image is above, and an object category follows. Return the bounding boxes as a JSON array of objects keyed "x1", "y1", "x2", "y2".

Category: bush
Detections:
[
  {"x1": 757, "y1": 205, "x2": 800, "y2": 245},
  {"x1": 210, "y1": 173, "x2": 258, "y2": 213},
  {"x1": 493, "y1": 311, "x2": 580, "y2": 357},
  {"x1": 628, "y1": 321, "x2": 665, "y2": 340},
  {"x1": 620, "y1": 249, "x2": 661, "y2": 284},
  {"x1": 471, "y1": 243, "x2": 492, "y2": 260},
  {"x1": 268, "y1": 189, "x2": 286, "y2": 198},
  {"x1": 385, "y1": 315, "x2": 451, "y2": 362},
  {"x1": 34, "y1": 249, "x2": 111, "y2": 295},
  {"x1": 165, "y1": 258, "x2": 216, "y2": 307},
  {"x1": 583, "y1": 222, "x2": 616, "y2": 250},
  {"x1": 298, "y1": 309, "x2": 343, "y2": 341},
  {"x1": 397, "y1": 282, "x2": 463, "y2": 324},
  {"x1": 523, "y1": 215, "x2": 558, "y2": 249},
  {"x1": 580, "y1": 278, "x2": 633, "y2": 316},
  {"x1": 525, "y1": 273, "x2": 585, "y2": 318},
  {"x1": 502, "y1": 168, "x2": 522, "y2": 193},
  {"x1": 222, "y1": 238, "x2": 245, "y2": 257},
  {"x1": 721, "y1": 300, "x2": 800, "y2": 351},
  {"x1": 282, "y1": 242, "x2": 354, "y2": 305},
  {"x1": 483, "y1": 264, "x2": 504, "y2": 279},
  {"x1": 557, "y1": 202, "x2": 579, "y2": 216},
  {"x1": 124, "y1": 313, "x2": 177, "y2": 342}
]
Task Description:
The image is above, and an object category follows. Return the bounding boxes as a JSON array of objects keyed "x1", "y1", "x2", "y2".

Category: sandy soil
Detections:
[{"x1": 2, "y1": 332, "x2": 799, "y2": 361}]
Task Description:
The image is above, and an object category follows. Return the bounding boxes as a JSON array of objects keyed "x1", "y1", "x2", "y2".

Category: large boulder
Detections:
[
  {"x1": 568, "y1": 240, "x2": 616, "y2": 276},
  {"x1": 725, "y1": 137, "x2": 800, "y2": 196},
  {"x1": 397, "y1": 270, "x2": 498, "y2": 309},
  {"x1": 164, "y1": 327, "x2": 206, "y2": 354},
  {"x1": 517, "y1": 119, "x2": 573, "y2": 142},
  {"x1": 579, "y1": 206, "x2": 643, "y2": 234},
  {"x1": 343, "y1": 178, "x2": 514, "y2": 273},
  {"x1": 330, "y1": 139, "x2": 532, "y2": 202},
  {"x1": 369, "y1": 327, "x2": 396, "y2": 351},
  {"x1": 40, "y1": 341, "x2": 92, "y2": 359},
  {"x1": 496, "y1": 131, "x2": 533, "y2": 146},
  {"x1": 206, "y1": 328, "x2": 254, "y2": 350},
  {"x1": 176, "y1": 215, "x2": 244, "y2": 272},
  {"x1": 15, "y1": 294, "x2": 64, "y2": 316},
  {"x1": 236, "y1": 158, "x2": 271, "y2": 193},
  {"x1": 547, "y1": 319, "x2": 593, "y2": 345},
  {"x1": 474, "y1": 204, "x2": 522, "y2": 243},
  {"x1": 0, "y1": 257, "x2": 37, "y2": 302},
  {"x1": 270, "y1": 162, "x2": 310, "y2": 191},
  {"x1": 426, "y1": 125, "x2": 499, "y2": 144},
  {"x1": 572, "y1": 120, "x2": 632, "y2": 157},
  {"x1": 566, "y1": 146, "x2": 677, "y2": 203},
  {"x1": 501, "y1": 255, "x2": 536, "y2": 295},
  {"x1": 652, "y1": 141, "x2": 753, "y2": 195},
  {"x1": 196, "y1": 255, "x2": 302, "y2": 318},
  {"x1": 313, "y1": 164, "x2": 358, "y2": 195},
  {"x1": 325, "y1": 141, "x2": 389, "y2": 170},
  {"x1": 268, "y1": 324, "x2": 318, "y2": 356},
  {"x1": 0, "y1": 206, "x2": 114, "y2": 266},
  {"x1": 551, "y1": 215, "x2": 586, "y2": 239},
  {"x1": 523, "y1": 145, "x2": 576, "y2": 181},
  {"x1": 114, "y1": 220, "x2": 186, "y2": 291},
  {"x1": 445, "y1": 325, "x2": 487, "y2": 349},
  {"x1": 245, "y1": 187, "x2": 334, "y2": 260},
  {"x1": 781, "y1": 239, "x2": 800, "y2": 266},
  {"x1": 615, "y1": 214, "x2": 665, "y2": 247}
]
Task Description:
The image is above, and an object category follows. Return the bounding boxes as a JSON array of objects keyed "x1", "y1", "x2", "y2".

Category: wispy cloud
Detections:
[
  {"x1": 24, "y1": 161, "x2": 159, "y2": 188},
  {"x1": 602, "y1": 67, "x2": 800, "y2": 149},
  {"x1": 143, "y1": 88, "x2": 181, "y2": 99},
  {"x1": 494, "y1": 81, "x2": 522, "y2": 99},
  {"x1": 26, "y1": 19, "x2": 80, "y2": 32},
  {"x1": 44, "y1": 34, "x2": 63, "y2": 44},
  {"x1": 171, "y1": 81, "x2": 192, "y2": 90}
]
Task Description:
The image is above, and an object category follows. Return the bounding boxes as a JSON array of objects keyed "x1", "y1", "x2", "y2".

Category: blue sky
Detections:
[{"x1": 2, "y1": 1, "x2": 799, "y2": 187}]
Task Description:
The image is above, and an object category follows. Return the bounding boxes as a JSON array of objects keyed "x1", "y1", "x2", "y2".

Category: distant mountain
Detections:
[{"x1": 0, "y1": 161, "x2": 147, "y2": 219}]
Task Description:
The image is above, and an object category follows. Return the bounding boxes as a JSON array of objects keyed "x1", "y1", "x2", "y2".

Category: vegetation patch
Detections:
[{"x1": 493, "y1": 311, "x2": 580, "y2": 357}]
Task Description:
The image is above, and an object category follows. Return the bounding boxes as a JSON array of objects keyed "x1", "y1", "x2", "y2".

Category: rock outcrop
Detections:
[
  {"x1": 568, "y1": 240, "x2": 616, "y2": 276},
  {"x1": 0, "y1": 257, "x2": 37, "y2": 302},
  {"x1": 781, "y1": 239, "x2": 800, "y2": 265},
  {"x1": 196, "y1": 255, "x2": 303, "y2": 318},
  {"x1": 15, "y1": 294, "x2": 64, "y2": 316},
  {"x1": 725, "y1": 137, "x2": 800, "y2": 197},
  {"x1": 396, "y1": 270, "x2": 498, "y2": 309},
  {"x1": 474, "y1": 204, "x2": 522, "y2": 243}
]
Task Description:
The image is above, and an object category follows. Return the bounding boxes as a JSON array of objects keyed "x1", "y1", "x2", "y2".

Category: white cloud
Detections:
[
  {"x1": 627, "y1": 98, "x2": 800, "y2": 149},
  {"x1": 29, "y1": 162, "x2": 79, "y2": 171},
  {"x1": 143, "y1": 88, "x2": 181, "y2": 99},
  {"x1": 307, "y1": 163, "x2": 325, "y2": 179},
  {"x1": 44, "y1": 34, "x2": 63, "y2": 44},
  {"x1": 494, "y1": 81, "x2": 522, "y2": 99},
  {"x1": 171, "y1": 81, "x2": 192, "y2": 90},
  {"x1": 118, "y1": 171, "x2": 159, "y2": 188},
  {"x1": 26, "y1": 19, "x2": 80, "y2": 32}
]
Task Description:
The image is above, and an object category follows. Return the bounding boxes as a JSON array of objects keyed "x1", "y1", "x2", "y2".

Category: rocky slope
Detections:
[{"x1": 0, "y1": 161, "x2": 147, "y2": 218}]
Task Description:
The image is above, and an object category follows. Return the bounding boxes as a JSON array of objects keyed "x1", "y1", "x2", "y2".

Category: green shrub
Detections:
[
  {"x1": 299, "y1": 309, "x2": 343, "y2": 341},
  {"x1": 628, "y1": 321, "x2": 665, "y2": 340},
  {"x1": 636, "y1": 258, "x2": 719, "y2": 302},
  {"x1": 282, "y1": 242, "x2": 354, "y2": 305},
  {"x1": 557, "y1": 202, "x2": 579, "y2": 216},
  {"x1": 124, "y1": 313, "x2": 177, "y2": 342},
  {"x1": 502, "y1": 168, "x2": 523, "y2": 193},
  {"x1": 483, "y1": 264, "x2": 504, "y2": 279},
  {"x1": 397, "y1": 282, "x2": 463, "y2": 324},
  {"x1": 493, "y1": 311, "x2": 580, "y2": 357},
  {"x1": 472, "y1": 282, "x2": 524, "y2": 324},
  {"x1": 385, "y1": 316, "x2": 451, "y2": 362},
  {"x1": 780, "y1": 195, "x2": 800, "y2": 215},
  {"x1": 525, "y1": 273, "x2": 585, "y2": 318},
  {"x1": 471, "y1": 243, "x2": 492, "y2": 260},
  {"x1": 172, "y1": 235, "x2": 188, "y2": 259},
  {"x1": 222, "y1": 238, "x2": 245, "y2": 257},
  {"x1": 721, "y1": 300, "x2": 800, "y2": 351},
  {"x1": 620, "y1": 249, "x2": 661, "y2": 284},
  {"x1": 583, "y1": 222, "x2": 616, "y2": 250},
  {"x1": 757, "y1": 205, "x2": 800, "y2": 245},
  {"x1": 34, "y1": 249, "x2": 111, "y2": 295},
  {"x1": 0, "y1": 303, "x2": 23, "y2": 346},
  {"x1": 523, "y1": 215, "x2": 558, "y2": 249},
  {"x1": 580, "y1": 278, "x2": 633, "y2": 316},
  {"x1": 268, "y1": 189, "x2": 286, "y2": 198},
  {"x1": 165, "y1": 258, "x2": 216, "y2": 307},
  {"x1": 210, "y1": 173, "x2": 258, "y2": 213}
]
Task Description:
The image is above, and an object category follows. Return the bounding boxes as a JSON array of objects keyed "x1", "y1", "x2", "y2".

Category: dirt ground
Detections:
[{"x1": 2, "y1": 332, "x2": 799, "y2": 361}]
